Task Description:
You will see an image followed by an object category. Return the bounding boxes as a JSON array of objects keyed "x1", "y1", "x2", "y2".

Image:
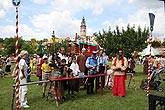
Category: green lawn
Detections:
[{"x1": 0, "y1": 64, "x2": 165, "y2": 110}]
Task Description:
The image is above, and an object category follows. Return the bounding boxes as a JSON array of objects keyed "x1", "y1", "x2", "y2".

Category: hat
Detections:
[
  {"x1": 92, "y1": 51, "x2": 97, "y2": 55},
  {"x1": 20, "y1": 50, "x2": 28, "y2": 56},
  {"x1": 82, "y1": 48, "x2": 86, "y2": 51},
  {"x1": 43, "y1": 55, "x2": 48, "y2": 59}
]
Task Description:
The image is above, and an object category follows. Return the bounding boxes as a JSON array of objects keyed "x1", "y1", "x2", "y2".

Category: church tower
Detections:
[{"x1": 80, "y1": 16, "x2": 86, "y2": 41}]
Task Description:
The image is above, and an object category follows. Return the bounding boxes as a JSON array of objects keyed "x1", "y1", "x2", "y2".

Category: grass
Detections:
[{"x1": 0, "y1": 64, "x2": 165, "y2": 110}]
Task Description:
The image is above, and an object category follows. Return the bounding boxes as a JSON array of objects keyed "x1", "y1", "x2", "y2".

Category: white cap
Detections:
[
  {"x1": 20, "y1": 50, "x2": 28, "y2": 56},
  {"x1": 82, "y1": 48, "x2": 86, "y2": 51},
  {"x1": 43, "y1": 55, "x2": 48, "y2": 59}
]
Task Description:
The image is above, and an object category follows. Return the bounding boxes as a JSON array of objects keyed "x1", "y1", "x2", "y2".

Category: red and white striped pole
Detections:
[
  {"x1": 147, "y1": 13, "x2": 155, "y2": 97},
  {"x1": 147, "y1": 33, "x2": 152, "y2": 97},
  {"x1": 15, "y1": 6, "x2": 20, "y2": 110},
  {"x1": 12, "y1": 0, "x2": 21, "y2": 109}
]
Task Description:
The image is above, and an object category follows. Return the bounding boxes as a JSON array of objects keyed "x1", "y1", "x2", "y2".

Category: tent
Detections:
[{"x1": 139, "y1": 45, "x2": 160, "y2": 56}]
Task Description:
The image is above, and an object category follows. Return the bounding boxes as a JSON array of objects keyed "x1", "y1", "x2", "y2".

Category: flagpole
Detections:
[
  {"x1": 147, "y1": 33, "x2": 152, "y2": 97},
  {"x1": 15, "y1": 6, "x2": 20, "y2": 110},
  {"x1": 12, "y1": 0, "x2": 21, "y2": 109},
  {"x1": 147, "y1": 13, "x2": 155, "y2": 97}
]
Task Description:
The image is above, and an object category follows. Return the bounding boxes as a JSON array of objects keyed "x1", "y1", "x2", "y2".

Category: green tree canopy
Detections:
[
  {"x1": 162, "y1": 41, "x2": 165, "y2": 47},
  {"x1": 0, "y1": 38, "x2": 4, "y2": 43},
  {"x1": 94, "y1": 24, "x2": 150, "y2": 58},
  {"x1": 3, "y1": 37, "x2": 37, "y2": 56},
  {"x1": 3, "y1": 37, "x2": 25, "y2": 55},
  {"x1": 152, "y1": 41, "x2": 161, "y2": 47}
]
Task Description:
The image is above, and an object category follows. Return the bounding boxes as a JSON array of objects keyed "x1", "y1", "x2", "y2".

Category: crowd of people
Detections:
[
  {"x1": 11, "y1": 47, "x2": 111, "y2": 108},
  {"x1": 1, "y1": 47, "x2": 165, "y2": 108}
]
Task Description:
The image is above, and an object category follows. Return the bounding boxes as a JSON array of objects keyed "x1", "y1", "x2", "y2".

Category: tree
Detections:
[
  {"x1": 3, "y1": 37, "x2": 25, "y2": 55},
  {"x1": 21, "y1": 41, "x2": 36, "y2": 55},
  {"x1": 162, "y1": 41, "x2": 165, "y2": 47},
  {"x1": 152, "y1": 41, "x2": 161, "y2": 47},
  {"x1": 3, "y1": 37, "x2": 38, "y2": 56},
  {"x1": 49, "y1": 39, "x2": 69, "y2": 54},
  {"x1": 94, "y1": 24, "x2": 149, "y2": 58},
  {"x1": 0, "y1": 38, "x2": 4, "y2": 43}
]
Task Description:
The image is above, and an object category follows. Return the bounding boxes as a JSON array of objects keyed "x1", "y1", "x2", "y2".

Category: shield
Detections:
[{"x1": 139, "y1": 45, "x2": 160, "y2": 56}]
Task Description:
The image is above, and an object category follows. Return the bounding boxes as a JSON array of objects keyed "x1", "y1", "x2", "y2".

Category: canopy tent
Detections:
[{"x1": 139, "y1": 45, "x2": 160, "y2": 56}]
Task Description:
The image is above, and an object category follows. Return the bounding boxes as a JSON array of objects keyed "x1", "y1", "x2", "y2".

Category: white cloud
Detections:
[
  {"x1": 0, "y1": 10, "x2": 5, "y2": 19},
  {"x1": 133, "y1": 0, "x2": 163, "y2": 9},
  {"x1": 0, "y1": 25, "x2": 15, "y2": 37},
  {"x1": 31, "y1": 10, "x2": 81, "y2": 39},
  {"x1": 102, "y1": 6, "x2": 165, "y2": 40},
  {"x1": 0, "y1": 0, "x2": 14, "y2": 11},
  {"x1": 31, "y1": 0, "x2": 48, "y2": 4},
  {"x1": 50, "y1": 0, "x2": 85, "y2": 13},
  {"x1": 127, "y1": 8, "x2": 165, "y2": 39},
  {"x1": 50, "y1": 0, "x2": 121, "y2": 15},
  {"x1": 89, "y1": 1, "x2": 118, "y2": 15},
  {"x1": 0, "y1": 0, "x2": 164, "y2": 41},
  {"x1": 0, "y1": 24, "x2": 48, "y2": 40},
  {"x1": 128, "y1": 0, "x2": 135, "y2": 3},
  {"x1": 0, "y1": 0, "x2": 14, "y2": 20}
]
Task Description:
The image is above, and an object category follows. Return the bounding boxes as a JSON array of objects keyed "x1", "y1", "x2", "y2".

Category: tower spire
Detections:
[{"x1": 80, "y1": 16, "x2": 86, "y2": 42}]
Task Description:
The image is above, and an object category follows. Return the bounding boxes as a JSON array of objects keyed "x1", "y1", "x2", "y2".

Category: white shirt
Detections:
[
  {"x1": 6, "y1": 57, "x2": 11, "y2": 65},
  {"x1": 58, "y1": 53, "x2": 68, "y2": 64},
  {"x1": 19, "y1": 59, "x2": 28, "y2": 79},
  {"x1": 70, "y1": 62, "x2": 80, "y2": 76}
]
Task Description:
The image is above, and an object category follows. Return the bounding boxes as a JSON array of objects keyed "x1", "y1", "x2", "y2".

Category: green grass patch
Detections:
[{"x1": 0, "y1": 64, "x2": 164, "y2": 110}]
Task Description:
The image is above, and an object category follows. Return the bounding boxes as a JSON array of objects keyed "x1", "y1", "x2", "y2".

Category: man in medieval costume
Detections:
[{"x1": 111, "y1": 50, "x2": 128, "y2": 97}]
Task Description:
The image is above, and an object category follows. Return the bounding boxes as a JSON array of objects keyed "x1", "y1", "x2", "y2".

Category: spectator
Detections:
[
  {"x1": 41, "y1": 55, "x2": 52, "y2": 98},
  {"x1": 70, "y1": 56, "x2": 80, "y2": 92},
  {"x1": 85, "y1": 51, "x2": 98, "y2": 94},
  {"x1": 129, "y1": 57, "x2": 136, "y2": 73},
  {"x1": 19, "y1": 50, "x2": 29, "y2": 108},
  {"x1": 143, "y1": 57, "x2": 148, "y2": 74},
  {"x1": 36, "y1": 53, "x2": 43, "y2": 84},
  {"x1": 77, "y1": 48, "x2": 87, "y2": 74},
  {"x1": 111, "y1": 50, "x2": 128, "y2": 97},
  {"x1": 5, "y1": 55, "x2": 11, "y2": 72},
  {"x1": 58, "y1": 47, "x2": 68, "y2": 63},
  {"x1": 77, "y1": 48, "x2": 87, "y2": 88},
  {"x1": 97, "y1": 50, "x2": 108, "y2": 88},
  {"x1": 0, "y1": 55, "x2": 4, "y2": 69}
]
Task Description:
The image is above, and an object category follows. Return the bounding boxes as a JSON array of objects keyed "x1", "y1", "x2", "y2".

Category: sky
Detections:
[{"x1": 0, "y1": 0, "x2": 165, "y2": 40}]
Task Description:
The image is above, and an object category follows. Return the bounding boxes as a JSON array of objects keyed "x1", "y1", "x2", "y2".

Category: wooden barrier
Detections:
[
  {"x1": 48, "y1": 74, "x2": 106, "y2": 106},
  {"x1": 19, "y1": 80, "x2": 50, "y2": 86}
]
